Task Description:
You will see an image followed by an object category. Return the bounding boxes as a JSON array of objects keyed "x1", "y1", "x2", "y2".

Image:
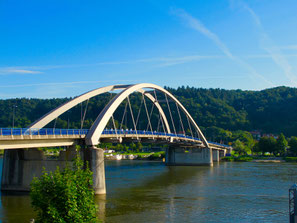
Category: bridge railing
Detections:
[
  {"x1": 0, "y1": 128, "x2": 230, "y2": 148},
  {"x1": 0, "y1": 128, "x2": 198, "y2": 140},
  {"x1": 0, "y1": 128, "x2": 89, "y2": 136}
]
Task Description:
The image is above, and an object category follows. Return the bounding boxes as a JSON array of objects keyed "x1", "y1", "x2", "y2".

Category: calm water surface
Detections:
[{"x1": 0, "y1": 158, "x2": 296, "y2": 223}]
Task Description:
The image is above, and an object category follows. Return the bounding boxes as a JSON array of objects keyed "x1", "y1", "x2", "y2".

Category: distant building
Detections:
[{"x1": 250, "y1": 130, "x2": 261, "y2": 140}]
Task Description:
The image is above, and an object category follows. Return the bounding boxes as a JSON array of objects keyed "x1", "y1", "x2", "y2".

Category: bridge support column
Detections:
[
  {"x1": 1, "y1": 148, "x2": 45, "y2": 191},
  {"x1": 1, "y1": 146, "x2": 77, "y2": 192},
  {"x1": 213, "y1": 149, "x2": 220, "y2": 162},
  {"x1": 84, "y1": 147, "x2": 106, "y2": 195},
  {"x1": 219, "y1": 150, "x2": 226, "y2": 160},
  {"x1": 165, "y1": 146, "x2": 213, "y2": 166}
]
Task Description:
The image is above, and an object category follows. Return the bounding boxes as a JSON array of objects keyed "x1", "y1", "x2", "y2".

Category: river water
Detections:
[{"x1": 0, "y1": 159, "x2": 296, "y2": 223}]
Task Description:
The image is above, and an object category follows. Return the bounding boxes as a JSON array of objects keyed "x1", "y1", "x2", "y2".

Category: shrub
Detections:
[
  {"x1": 221, "y1": 156, "x2": 234, "y2": 162},
  {"x1": 30, "y1": 155, "x2": 98, "y2": 223},
  {"x1": 234, "y1": 156, "x2": 253, "y2": 162},
  {"x1": 285, "y1": 157, "x2": 297, "y2": 162}
]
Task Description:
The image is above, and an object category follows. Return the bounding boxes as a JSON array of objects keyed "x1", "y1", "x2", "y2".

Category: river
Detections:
[{"x1": 0, "y1": 159, "x2": 296, "y2": 223}]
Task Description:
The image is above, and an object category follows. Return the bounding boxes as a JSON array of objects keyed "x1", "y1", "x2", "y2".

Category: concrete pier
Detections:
[
  {"x1": 213, "y1": 149, "x2": 220, "y2": 162},
  {"x1": 1, "y1": 146, "x2": 106, "y2": 194},
  {"x1": 83, "y1": 147, "x2": 106, "y2": 195},
  {"x1": 165, "y1": 147, "x2": 213, "y2": 166}
]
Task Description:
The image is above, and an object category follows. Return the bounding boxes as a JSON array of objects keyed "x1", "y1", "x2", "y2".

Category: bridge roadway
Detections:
[{"x1": 0, "y1": 128, "x2": 230, "y2": 151}]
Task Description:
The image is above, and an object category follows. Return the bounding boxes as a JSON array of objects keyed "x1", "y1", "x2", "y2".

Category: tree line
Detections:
[{"x1": 0, "y1": 85, "x2": 297, "y2": 144}]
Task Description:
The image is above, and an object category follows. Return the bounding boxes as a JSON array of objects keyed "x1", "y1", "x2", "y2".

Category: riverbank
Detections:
[
  {"x1": 104, "y1": 151, "x2": 165, "y2": 161},
  {"x1": 222, "y1": 155, "x2": 297, "y2": 163}
]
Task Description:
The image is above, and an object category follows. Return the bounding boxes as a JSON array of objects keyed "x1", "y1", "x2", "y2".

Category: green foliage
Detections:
[
  {"x1": 30, "y1": 155, "x2": 98, "y2": 223},
  {"x1": 221, "y1": 155, "x2": 253, "y2": 162},
  {"x1": 289, "y1": 137, "x2": 297, "y2": 156},
  {"x1": 285, "y1": 157, "x2": 297, "y2": 162},
  {"x1": 275, "y1": 133, "x2": 288, "y2": 156},
  {"x1": 234, "y1": 156, "x2": 253, "y2": 162},
  {"x1": 258, "y1": 137, "x2": 277, "y2": 155},
  {"x1": 233, "y1": 139, "x2": 250, "y2": 155},
  {"x1": 221, "y1": 156, "x2": 234, "y2": 161},
  {"x1": 2, "y1": 86, "x2": 297, "y2": 137}
]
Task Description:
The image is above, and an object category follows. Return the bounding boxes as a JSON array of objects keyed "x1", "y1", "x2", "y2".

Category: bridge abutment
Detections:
[{"x1": 165, "y1": 146, "x2": 213, "y2": 166}]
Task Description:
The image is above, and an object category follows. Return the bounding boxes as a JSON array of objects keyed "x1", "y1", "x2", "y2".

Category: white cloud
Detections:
[
  {"x1": 0, "y1": 55, "x2": 220, "y2": 74},
  {"x1": 171, "y1": 8, "x2": 274, "y2": 87},
  {"x1": 0, "y1": 68, "x2": 42, "y2": 75}
]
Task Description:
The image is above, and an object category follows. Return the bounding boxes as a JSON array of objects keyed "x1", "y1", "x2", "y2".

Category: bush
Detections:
[
  {"x1": 234, "y1": 156, "x2": 253, "y2": 162},
  {"x1": 30, "y1": 155, "x2": 98, "y2": 223},
  {"x1": 221, "y1": 156, "x2": 234, "y2": 162},
  {"x1": 285, "y1": 157, "x2": 297, "y2": 162},
  {"x1": 221, "y1": 156, "x2": 253, "y2": 162}
]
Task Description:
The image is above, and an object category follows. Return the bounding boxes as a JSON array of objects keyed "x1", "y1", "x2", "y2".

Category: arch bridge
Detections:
[{"x1": 0, "y1": 83, "x2": 231, "y2": 194}]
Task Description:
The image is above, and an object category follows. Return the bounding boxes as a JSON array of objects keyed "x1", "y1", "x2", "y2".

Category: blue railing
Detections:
[{"x1": 0, "y1": 128, "x2": 230, "y2": 148}]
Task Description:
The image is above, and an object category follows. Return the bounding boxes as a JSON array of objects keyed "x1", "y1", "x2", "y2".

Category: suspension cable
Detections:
[
  {"x1": 165, "y1": 93, "x2": 177, "y2": 135},
  {"x1": 135, "y1": 94, "x2": 144, "y2": 128},
  {"x1": 143, "y1": 93, "x2": 153, "y2": 133},
  {"x1": 81, "y1": 99, "x2": 89, "y2": 130},
  {"x1": 120, "y1": 100, "x2": 128, "y2": 130},
  {"x1": 154, "y1": 90, "x2": 166, "y2": 133},
  {"x1": 53, "y1": 117, "x2": 57, "y2": 130},
  {"x1": 186, "y1": 115, "x2": 194, "y2": 138},
  {"x1": 146, "y1": 97, "x2": 155, "y2": 131},
  {"x1": 111, "y1": 114, "x2": 118, "y2": 139},
  {"x1": 157, "y1": 114, "x2": 161, "y2": 132},
  {"x1": 176, "y1": 103, "x2": 185, "y2": 135},
  {"x1": 127, "y1": 95, "x2": 138, "y2": 138}
]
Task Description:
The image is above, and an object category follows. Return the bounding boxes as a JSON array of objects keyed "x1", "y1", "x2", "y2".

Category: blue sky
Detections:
[{"x1": 0, "y1": 0, "x2": 297, "y2": 98}]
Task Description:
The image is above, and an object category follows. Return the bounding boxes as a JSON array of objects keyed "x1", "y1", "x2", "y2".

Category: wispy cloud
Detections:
[
  {"x1": 0, "y1": 55, "x2": 219, "y2": 74},
  {"x1": 277, "y1": 45, "x2": 297, "y2": 51},
  {"x1": 0, "y1": 80, "x2": 143, "y2": 88},
  {"x1": 232, "y1": 0, "x2": 297, "y2": 86},
  {"x1": 171, "y1": 8, "x2": 274, "y2": 87},
  {"x1": 0, "y1": 68, "x2": 42, "y2": 75}
]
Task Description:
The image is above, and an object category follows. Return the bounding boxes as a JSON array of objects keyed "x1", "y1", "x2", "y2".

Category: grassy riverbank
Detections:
[{"x1": 222, "y1": 155, "x2": 297, "y2": 162}]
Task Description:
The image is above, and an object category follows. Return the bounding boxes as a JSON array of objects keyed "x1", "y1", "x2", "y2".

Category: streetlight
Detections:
[{"x1": 12, "y1": 105, "x2": 17, "y2": 128}]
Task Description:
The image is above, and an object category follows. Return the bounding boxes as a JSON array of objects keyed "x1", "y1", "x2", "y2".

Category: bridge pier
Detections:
[
  {"x1": 212, "y1": 149, "x2": 220, "y2": 162},
  {"x1": 1, "y1": 146, "x2": 106, "y2": 194},
  {"x1": 83, "y1": 147, "x2": 106, "y2": 195},
  {"x1": 165, "y1": 146, "x2": 213, "y2": 166}
]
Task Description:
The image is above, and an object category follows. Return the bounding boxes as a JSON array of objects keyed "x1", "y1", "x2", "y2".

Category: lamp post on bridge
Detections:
[{"x1": 12, "y1": 105, "x2": 17, "y2": 128}]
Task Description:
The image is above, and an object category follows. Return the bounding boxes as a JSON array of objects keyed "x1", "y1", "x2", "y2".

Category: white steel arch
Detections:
[
  {"x1": 86, "y1": 83, "x2": 209, "y2": 148},
  {"x1": 28, "y1": 85, "x2": 171, "y2": 133}
]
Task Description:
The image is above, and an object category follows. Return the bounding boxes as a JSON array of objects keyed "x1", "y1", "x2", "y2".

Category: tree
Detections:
[
  {"x1": 258, "y1": 137, "x2": 277, "y2": 155},
  {"x1": 233, "y1": 139, "x2": 249, "y2": 155},
  {"x1": 136, "y1": 142, "x2": 142, "y2": 153},
  {"x1": 275, "y1": 133, "x2": 288, "y2": 156},
  {"x1": 252, "y1": 141, "x2": 261, "y2": 155},
  {"x1": 289, "y1": 137, "x2": 297, "y2": 156},
  {"x1": 30, "y1": 155, "x2": 98, "y2": 223}
]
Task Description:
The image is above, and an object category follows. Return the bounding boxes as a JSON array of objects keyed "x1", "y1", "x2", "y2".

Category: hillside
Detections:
[{"x1": 0, "y1": 86, "x2": 296, "y2": 137}]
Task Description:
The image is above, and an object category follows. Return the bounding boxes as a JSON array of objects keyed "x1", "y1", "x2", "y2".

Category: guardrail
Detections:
[{"x1": 0, "y1": 128, "x2": 230, "y2": 148}]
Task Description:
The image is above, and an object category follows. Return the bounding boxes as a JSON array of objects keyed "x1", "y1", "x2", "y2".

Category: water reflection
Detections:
[
  {"x1": 0, "y1": 160, "x2": 295, "y2": 222},
  {"x1": 0, "y1": 192, "x2": 35, "y2": 223}
]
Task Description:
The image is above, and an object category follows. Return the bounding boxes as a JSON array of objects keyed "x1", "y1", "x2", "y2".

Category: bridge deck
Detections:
[{"x1": 0, "y1": 128, "x2": 230, "y2": 150}]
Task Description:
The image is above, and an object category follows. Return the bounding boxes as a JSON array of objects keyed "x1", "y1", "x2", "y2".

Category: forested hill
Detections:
[
  {"x1": 165, "y1": 86, "x2": 297, "y2": 136},
  {"x1": 0, "y1": 86, "x2": 297, "y2": 137}
]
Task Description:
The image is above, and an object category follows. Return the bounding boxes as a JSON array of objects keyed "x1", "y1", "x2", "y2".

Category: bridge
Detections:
[{"x1": 0, "y1": 83, "x2": 231, "y2": 194}]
